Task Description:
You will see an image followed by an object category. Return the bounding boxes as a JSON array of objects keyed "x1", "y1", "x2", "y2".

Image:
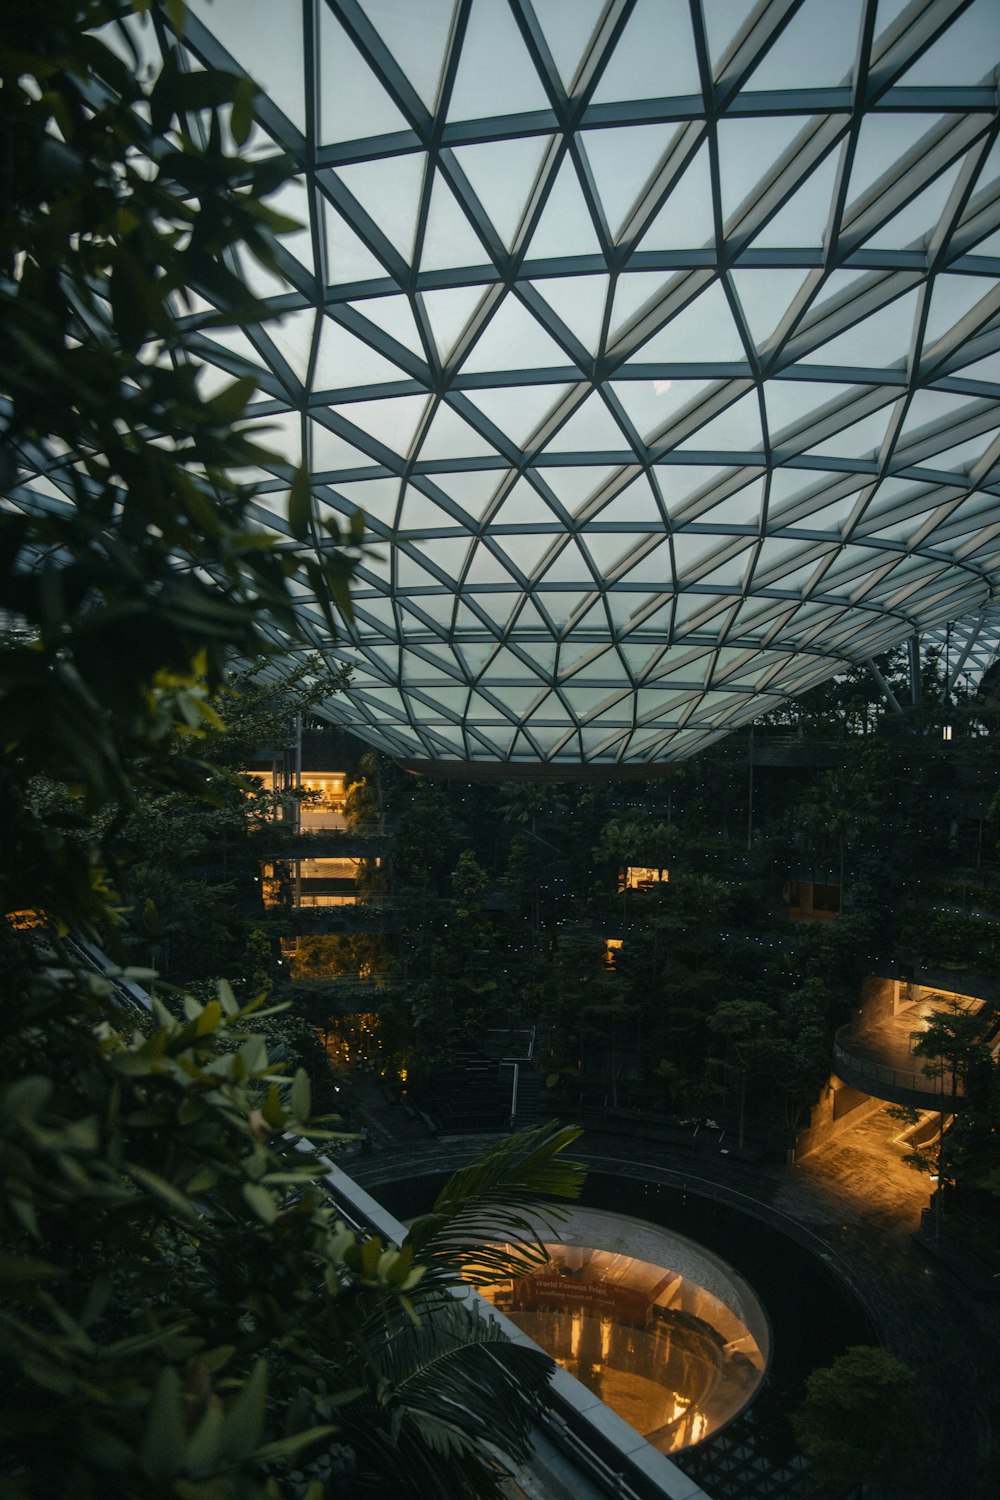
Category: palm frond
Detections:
[
  {"x1": 404, "y1": 1122, "x2": 585, "y2": 1285},
  {"x1": 343, "y1": 1303, "x2": 553, "y2": 1498}
]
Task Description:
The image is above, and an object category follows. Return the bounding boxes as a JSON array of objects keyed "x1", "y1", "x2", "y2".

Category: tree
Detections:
[
  {"x1": 1, "y1": 8, "x2": 587, "y2": 1496},
  {"x1": 792, "y1": 1345, "x2": 924, "y2": 1496}
]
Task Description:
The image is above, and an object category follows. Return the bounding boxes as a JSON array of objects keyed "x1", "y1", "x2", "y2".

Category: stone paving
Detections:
[{"x1": 344, "y1": 1085, "x2": 1000, "y2": 1500}]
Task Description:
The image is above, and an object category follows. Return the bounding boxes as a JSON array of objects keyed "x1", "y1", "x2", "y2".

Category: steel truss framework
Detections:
[{"x1": 27, "y1": 0, "x2": 1000, "y2": 764}]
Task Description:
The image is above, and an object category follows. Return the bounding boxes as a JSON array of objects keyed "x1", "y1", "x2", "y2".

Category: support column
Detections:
[{"x1": 908, "y1": 635, "x2": 922, "y2": 706}]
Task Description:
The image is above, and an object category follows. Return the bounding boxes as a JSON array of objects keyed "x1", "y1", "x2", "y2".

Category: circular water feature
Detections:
[{"x1": 476, "y1": 1207, "x2": 768, "y2": 1454}]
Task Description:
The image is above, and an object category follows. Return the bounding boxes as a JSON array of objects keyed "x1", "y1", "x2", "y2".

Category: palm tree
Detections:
[{"x1": 332, "y1": 1123, "x2": 588, "y2": 1496}]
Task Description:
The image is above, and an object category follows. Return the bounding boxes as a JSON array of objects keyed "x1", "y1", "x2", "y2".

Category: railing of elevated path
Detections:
[{"x1": 833, "y1": 1026, "x2": 965, "y2": 1102}]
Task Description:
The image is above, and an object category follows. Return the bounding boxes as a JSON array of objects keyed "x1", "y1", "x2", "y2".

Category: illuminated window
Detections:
[{"x1": 621, "y1": 866, "x2": 669, "y2": 892}]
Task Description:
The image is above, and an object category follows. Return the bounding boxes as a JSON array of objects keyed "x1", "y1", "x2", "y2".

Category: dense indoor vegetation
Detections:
[{"x1": 0, "y1": 8, "x2": 586, "y2": 1498}]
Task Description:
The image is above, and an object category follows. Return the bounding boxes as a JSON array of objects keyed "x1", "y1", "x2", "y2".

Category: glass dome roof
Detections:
[{"x1": 74, "y1": 2, "x2": 1000, "y2": 764}]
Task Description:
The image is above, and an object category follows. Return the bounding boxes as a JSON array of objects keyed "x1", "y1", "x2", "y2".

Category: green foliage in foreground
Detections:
[{"x1": 0, "y1": 956, "x2": 583, "y2": 1498}]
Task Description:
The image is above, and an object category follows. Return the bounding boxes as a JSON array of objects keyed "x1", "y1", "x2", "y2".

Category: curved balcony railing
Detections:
[{"x1": 833, "y1": 1027, "x2": 966, "y2": 1109}]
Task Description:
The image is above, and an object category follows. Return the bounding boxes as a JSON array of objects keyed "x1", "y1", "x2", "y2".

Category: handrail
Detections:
[{"x1": 833, "y1": 1028, "x2": 965, "y2": 1099}]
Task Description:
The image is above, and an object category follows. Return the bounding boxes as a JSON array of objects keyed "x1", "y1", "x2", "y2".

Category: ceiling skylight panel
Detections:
[
  {"x1": 741, "y1": 0, "x2": 862, "y2": 90},
  {"x1": 544, "y1": 391, "x2": 628, "y2": 452},
  {"x1": 465, "y1": 384, "x2": 572, "y2": 446},
  {"x1": 325, "y1": 203, "x2": 390, "y2": 284},
  {"x1": 416, "y1": 401, "x2": 497, "y2": 460},
  {"x1": 356, "y1": 0, "x2": 457, "y2": 112},
  {"x1": 419, "y1": 171, "x2": 494, "y2": 271},
  {"x1": 749, "y1": 147, "x2": 840, "y2": 249},
  {"x1": 730, "y1": 269, "x2": 811, "y2": 349},
  {"x1": 523, "y1": 155, "x2": 604, "y2": 259},
  {"x1": 335, "y1": 152, "x2": 427, "y2": 262},
  {"x1": 702, "y1": 0, "x2": 762, "y2": 70},
  {"x1": 460, "y1": 295, "x2": 571, "y2": 372},
  {"x1": 894, "y1": 0, "x2": 1000, "y2": 84},
  {"x1": 451, "y1": 135, "x2": 554, "y2": 248},
  {"x1": 633, "y1": 144, "x2": 716, "y2": 250},
  {"x1": 188, "y1": 0, "x2": 305, "y2": 130},
  {"x1": 922, "y1": 274, "x2": 998, "y2": 348},
  {"x1": 717, "y1": 116, "x2": 816, "y2": 224},
  {"x1": 674, "y1": 390, "x2": 763, "y2": 452},
  {"x1": 610, "y1": 378, "x2": 716, "y2": 442},
  {"x1": 530, "y1": 275, "x2": 609, "y2": 358},
  {"x1": 582, "y1": 124, "x2": 685, "y2": 239},
  {"x1": 633, "y1": 281, "x2": 747, "y2": 364},
  {"x1": 799, "y1": 288, "x2": 919, "y2": 368},
  {"x1": 314, "y1": 318, "x2": 410, "y2": 388},
  {"x1": 589, "y1": 0, "x2": 701, "y2": 102},
  {"x1": 329, "y1": 394, "x2": 430, "y2": 458},
  {"x1": 319, "y1": 7, "x2": 410, "y2": 143},
  {"x1": 447, "y1": 0, "x2": 550, "y2": 120}
]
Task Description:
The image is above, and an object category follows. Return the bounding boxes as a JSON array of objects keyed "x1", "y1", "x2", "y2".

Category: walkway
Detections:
[{"x1": 344, "y1": 1085, "x2": 1000, "y2": 1500}]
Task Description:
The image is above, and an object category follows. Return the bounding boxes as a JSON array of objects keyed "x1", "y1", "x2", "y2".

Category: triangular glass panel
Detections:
[
  {"x1": 671, "y1": 531, "x2": 730, "y2": 582},
  {"x1": 325, "y1": 200, "x2": 389, "y2": 285},
  {"x1": 524, "y1": 154, "x2": 603, "y2": 260},
  {"x1": 465, "y1": 542, "x2": 516, "y2": 586},
  {"x1": 633, "y1": 281, "x2": 747, "y2": 363},
  {"x1": 922, "y1": 273, "x2": 996, "y2": 350},
  {"x1": 434, "y1": 468, "x2": 504, "y2": 521},
  {"x1": 583, "y1": 123, "x2": 682, "y2": 238},
  {"x1": 267, "y1": 307, "x2": 315, "y2": 384},
  {"x1": 591, "y1": 0, "x2": 701, "y2": 102},
  {"x1": 420, "y1": 170, "x2": 493, "y2": 272},
  {"x1": 674, "y1": 389, "x2": 763, "y2": 452},
  {"x1": 314, "y1": 318, "x2": 409, "y2": 390},
  {"x1": 702, "y1": 0, "x2": 759, "y2": 68},
  {"x1": 895, "y1": 0, "x2": 998, "y2": 86},
  {"x1": 349, "y1": 293, "x2": 427, "y2": 358},
  {"x1": 610, "y1": 271, "x2": 677, "y2": 342},
  {"x1": 466, "y1": 384, "x2": 570, "y2": 447},
  {"x1": 531, "y1": 0, "x2": 605, "y2": 88},
  {"x1": 357, "y1": 0, "x2": 456, "y2": 112},
  {"x1": 765, "y1": 380, "x2": 850, "y2": 438},
  {"x1": 453, "y1": 134, "x2": 553, "y2": 248},
  {"x1": 336, "y1": 151, "x2": 427, "y2": 263},
  {"x1": 420, "y1": 284, "x2": 490, "y2": 362},
  {"x1": 318, "y1": 6, "x2": 410, "y2": 144},
  {"x1": 799, "y1": 289, "x2": 918, "y2": 368},
  {"x1": 332, "y1": 476, "x2": 401, "y2": 523},
  {"x1": 397, "y1": 487, "x2": 464, "y2": 531},
  {"x1": 191, "y1": 0, "x2": 305, "y2": 130},
  {"x1": 538, "y1": 538, "x2": 593, "y2": 585},
  {"x1": 417, "y1": 401, "x2": 498, "y2": 460},
  {"x1": 730, "y1": 269, "x2": 811, "y2": 350},
  {"x1": 864, "y1": 159, "x2": 964, "y2": 250},
  {"x1": 847, "y1": 114, "x2": 946, "y2": 206},
  {"x1": 491, "y1": 475, "x2": 554, "y2": 525},
  {"x1": 330, "y1": 394, "x2": 429, "y2": 457},
  {"x1": 717, "y1": 116, "x2": 813, "y2": 223},
  {"x1": 447, "y1": 0, "x2": 550, "y2": 121},
  {"x1": 540, "y1": 465, "x2": 620, "y2": 514},
  {"x1": 749, "y1": 148, "x2": 839, "y2": 250},
  {"x1": 743, "y1": 0, "x2": 862, "y2": 89},
  {"x1": 496, "y1": 532, "x2": 557, "y2": 578},
  {"x1": 531, "y1": 274, "x2": 610, "y2": 356},
  {"x1": 634, "y1": 145, "x2": 715, "y2": 250},
  {"x1": 611, "y1": 378, "x2": 715, "y2": 443},
  {"x1": 590, "y1": 472, "x2": 661, "y2": 524},
  {"x1": 806, "y1": 406, "x2": 893, "y2": 460},
  {"x1": 462, "y1": 294, "x2": 572, "y2": 373},
  {"x1": 545, "y1": 391, "x2": 627, "y2": 452}
]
